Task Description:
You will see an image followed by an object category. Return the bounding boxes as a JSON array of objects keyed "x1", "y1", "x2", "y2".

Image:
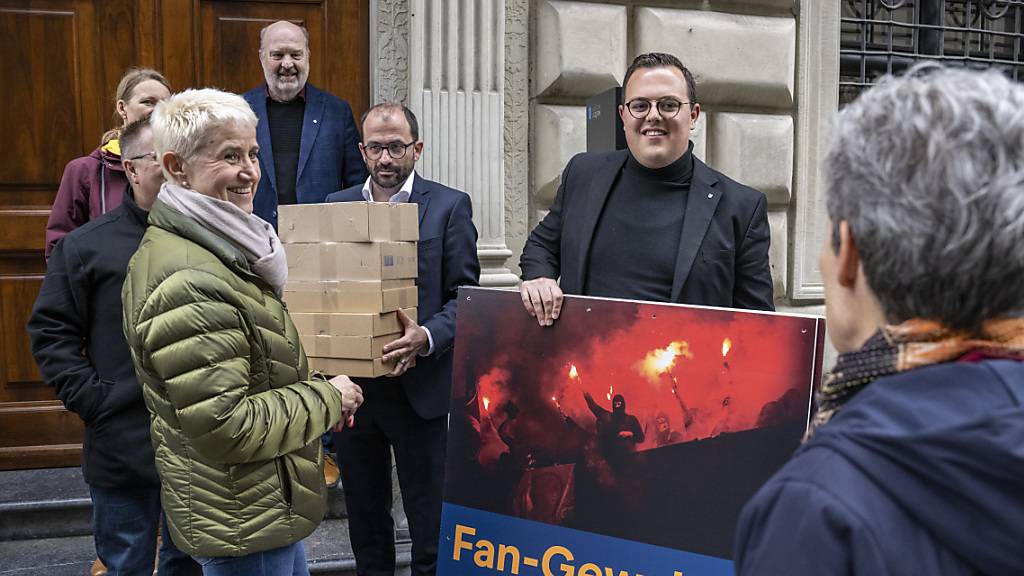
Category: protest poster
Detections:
[{"x1": 440, "y1": 287, "x2": 825, "y2": 576}]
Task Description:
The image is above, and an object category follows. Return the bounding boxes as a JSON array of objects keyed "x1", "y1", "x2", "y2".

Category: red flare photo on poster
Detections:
[{"x1": 441, "y1": 287, "x2": 824, "y2": 570}]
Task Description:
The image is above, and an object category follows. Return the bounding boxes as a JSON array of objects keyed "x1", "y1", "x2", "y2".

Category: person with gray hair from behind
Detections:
[{"x1": 734, "y1": 64, "x2": 1024, "y2": 575}]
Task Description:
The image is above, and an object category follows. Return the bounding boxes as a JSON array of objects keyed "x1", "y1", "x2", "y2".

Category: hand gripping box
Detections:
[
  {"x1": 278, "y1": 201, "x2": 419, "y2": 243},
  {"x1": 285, "y1": 242, "x2": 417, "y2": 282},
  {"x1": 283, "y1": 280, "x2": 418, "y2": 313},
  {"x1": 291, "y1": 308, "x2": 418, "y2": 337}
]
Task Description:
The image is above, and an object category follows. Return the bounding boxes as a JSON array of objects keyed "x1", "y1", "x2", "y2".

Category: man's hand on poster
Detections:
[
  {"x1": 519, "y1": 277, "x2": 563, "y2": 327},
  {"x1": 383, "y1": 309, "x2": 426, "y2": 377}
]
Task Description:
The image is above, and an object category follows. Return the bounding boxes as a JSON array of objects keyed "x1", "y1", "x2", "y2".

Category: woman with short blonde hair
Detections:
[{"x1": 123, "y1": 88, "x2": 363, "y2": 575}]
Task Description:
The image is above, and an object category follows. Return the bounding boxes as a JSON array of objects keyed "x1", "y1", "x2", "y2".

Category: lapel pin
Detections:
[
  {"x1": 313, "y1": 119, "x2": 318, "y2": 124},
  {"x1": 707, "y1": 193, "x2": 714, "y2": 199}
]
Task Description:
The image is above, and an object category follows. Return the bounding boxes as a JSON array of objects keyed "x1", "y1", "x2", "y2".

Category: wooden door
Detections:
[{"x1": 0, "y1": 0, "x2": 368, "y2": 470}]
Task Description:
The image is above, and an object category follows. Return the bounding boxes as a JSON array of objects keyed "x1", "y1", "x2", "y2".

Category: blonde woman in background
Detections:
[{"x1": 45, "y1": 67, "x2": 171, "y2": 257}]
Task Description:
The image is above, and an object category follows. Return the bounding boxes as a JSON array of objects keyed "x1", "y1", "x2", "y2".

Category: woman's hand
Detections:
[{"x1": 329, "y1": 375, "x2": 363, "y2": 429}]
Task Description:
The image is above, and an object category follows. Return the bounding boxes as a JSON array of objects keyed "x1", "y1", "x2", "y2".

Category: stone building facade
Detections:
[{"x1": 369, "y1": 0, "x2": 838, "y2": 325}]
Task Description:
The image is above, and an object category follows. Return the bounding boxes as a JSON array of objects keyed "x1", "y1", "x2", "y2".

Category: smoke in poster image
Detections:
[{"x1": 445, "y1": 288, "x2": 825, "y2": 559}]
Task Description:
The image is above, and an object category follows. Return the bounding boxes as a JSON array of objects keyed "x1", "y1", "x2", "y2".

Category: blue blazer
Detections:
[
  {"x1": 325, "y1": 175, "x2": 481, "y2": 419},
  {"x1": 244, "y1": 84, "x2": 368, "y2": 228}
]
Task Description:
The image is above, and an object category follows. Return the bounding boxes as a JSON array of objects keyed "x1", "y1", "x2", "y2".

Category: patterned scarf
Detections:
[{"x1": 808, "y1": 317, "x2": 1024, "y2": 437}]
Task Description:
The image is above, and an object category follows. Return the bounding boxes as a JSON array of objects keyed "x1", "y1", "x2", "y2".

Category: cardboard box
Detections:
[
  {"x1": 300, "y1": 334, "x2": 397, "y2": 359},
  {"x1": 279, "y1": 201, "x2": 419, "y2": 243},
  {"x1": 309, "y1": 356, "x2": 397, "y2": 378},
  {"x1": 284, "y1": 280, "x2": 418, "y2": 313},
  {"x1": 286, "y1": 242, "x2": 417, "y2": 281},
  {"x1": 291, "y1": 308, "x2": 418, "y2": 337}
]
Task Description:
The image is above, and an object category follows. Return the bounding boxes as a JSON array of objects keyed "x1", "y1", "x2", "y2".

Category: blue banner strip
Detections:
[{"x1": 439, "y1": 503, "x2": 733, "y2": 576}]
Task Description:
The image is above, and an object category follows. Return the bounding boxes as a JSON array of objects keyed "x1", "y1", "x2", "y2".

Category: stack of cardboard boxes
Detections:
[{"x1": 279, "y1": 202, "x2": 419, "y2": 377}]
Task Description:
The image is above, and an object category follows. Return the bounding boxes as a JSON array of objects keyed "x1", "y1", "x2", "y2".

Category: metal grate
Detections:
[{"x1": 840, "y1": 0, "x2": 1024, "y2": 105}]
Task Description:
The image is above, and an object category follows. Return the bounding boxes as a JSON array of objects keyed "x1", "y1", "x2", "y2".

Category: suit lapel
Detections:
[
  {"x1": 575, "y1": 150, "x2": 629, "y2": 290},
  {"x1": 671, "y1": 158, "x2": 722, "y2": 301},
  {"x1": 296, "y1": 85, "x2": 324, "y2": 186},
  {"x1": 252, "y1": 93, "x2": 277, "y2": 194},
  {"x1": 410, "y1": 174, "x2": 431, "y2": 224}
]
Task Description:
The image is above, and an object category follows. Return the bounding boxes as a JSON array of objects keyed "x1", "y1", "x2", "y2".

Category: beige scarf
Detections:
[{"x1": 159, "y1": 182, "x2": 288, "y2": 296}]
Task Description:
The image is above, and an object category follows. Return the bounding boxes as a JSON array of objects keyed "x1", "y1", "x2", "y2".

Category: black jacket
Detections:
[
  {"x1": 520, "y1": 149, "x2": 774, "y2": 311},
  {"x1": 28, "y1": 189, "x2": 158, "y2": 488}
]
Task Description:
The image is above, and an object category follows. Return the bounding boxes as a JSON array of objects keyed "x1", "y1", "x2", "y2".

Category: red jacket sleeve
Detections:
[{"x1": 45, "y1": 156, "x2": 96, "y2": 258}]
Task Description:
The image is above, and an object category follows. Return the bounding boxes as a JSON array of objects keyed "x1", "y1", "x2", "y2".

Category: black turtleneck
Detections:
[
  {"x1": 584, "y1": 145, "x2": 694, "y2": 301},
  {"x1": 266, "y1": 97, "x2": 305, "y2": 206}
]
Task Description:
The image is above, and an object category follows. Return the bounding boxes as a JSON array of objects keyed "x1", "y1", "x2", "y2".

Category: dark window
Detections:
[{"x1": 840, "y1": 0, "x2": 1024, "y2": 105}]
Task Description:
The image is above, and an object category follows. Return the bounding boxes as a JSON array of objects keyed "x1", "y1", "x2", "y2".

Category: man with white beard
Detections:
[{"x1": 243, "y1": 20, "x2": 367, "y2": 229}]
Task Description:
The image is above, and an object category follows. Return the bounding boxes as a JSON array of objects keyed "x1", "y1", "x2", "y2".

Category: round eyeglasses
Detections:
[
  {"x1": 363, "y1": 141, "x2": 416, "y2": 160},
  {"x1": 624, "y1": 98, "x2": 692, "y2": 119}
]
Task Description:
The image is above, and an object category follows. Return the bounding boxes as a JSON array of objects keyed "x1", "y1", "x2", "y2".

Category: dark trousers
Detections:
[{"x1": 334, "y1": 380, "x2": 447, "y2": 576}]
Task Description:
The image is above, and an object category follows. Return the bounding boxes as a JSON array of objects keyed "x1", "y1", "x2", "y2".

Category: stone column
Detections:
[
  {"x1": 408, "y1": 0, "x2": 518, "y2": 287},
  {"x1": 371, "y1": 0, "x2": 411, "y2": 105},
  {"x1": 503, "y1": 0, "x2": 530, "y2": 276}
]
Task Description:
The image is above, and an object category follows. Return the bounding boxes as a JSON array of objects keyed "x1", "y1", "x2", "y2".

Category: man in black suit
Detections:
[
  {"x1": 520, "y1": 52, "x2": 774, "y2": 324},
  {"x1": 325, "y1": 103, "x2": 481, "y2": 576}
]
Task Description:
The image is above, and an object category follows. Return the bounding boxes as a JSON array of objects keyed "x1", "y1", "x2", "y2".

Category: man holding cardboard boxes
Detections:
[{"x1": 279, "y1": 103, "x2": 480, "y2": 575}]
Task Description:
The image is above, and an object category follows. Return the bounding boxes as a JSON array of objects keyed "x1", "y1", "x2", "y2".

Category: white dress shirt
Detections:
[{"x1": 360, "y1": 172, "x2": 434, "y2": 356}]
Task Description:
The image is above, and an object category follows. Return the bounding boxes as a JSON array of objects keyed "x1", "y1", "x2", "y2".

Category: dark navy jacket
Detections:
[
  {"x1": 735, "y1": 359, "x2": 1024, "y2": 576},
  {"x1": 244, "y1": 84, "x2": 368, "y2": 228},
  {"x1": 325, "y1": 175, "x2": 481, "y2": 419},
  {"x1": 28, "y1": 190, "x2": 159, "y2": 488}
]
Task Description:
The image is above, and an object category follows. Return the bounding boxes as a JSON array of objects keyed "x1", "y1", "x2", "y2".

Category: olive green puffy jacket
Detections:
[{"x1": 122, "y1": 200, "x2": 343, "y2": 557}]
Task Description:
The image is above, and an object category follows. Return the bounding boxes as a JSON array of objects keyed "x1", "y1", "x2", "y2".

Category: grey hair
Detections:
[
  {"x1": 150, "y1": 88, "x2": 258, "y2": 177},
  {"x1": 825, "y1": 63, "x2": 1024, "y2": 331}
]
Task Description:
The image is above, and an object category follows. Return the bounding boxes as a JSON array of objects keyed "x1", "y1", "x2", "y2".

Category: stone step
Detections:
[
  {"x1": 0, "y1": 467, "x2": 411, "y2": 574},
  {"x1": 0, "y1": 467, "x2": 92, "y2": 541},
  {"x1": 0, "y1": 497, "x2": 93, "y2": 541},
  {"x1": 0, "y1": 468, "x2": 349, "y2": 541},
  {"x1": 0, "y1": 520, "x2": 412, "y2": 576},
  {"x1": 307, "y1": 519, "x2": 412, "y2": 575},
  {"x1": 0, "y1": 533, "x2": 96, "y2": 576}
]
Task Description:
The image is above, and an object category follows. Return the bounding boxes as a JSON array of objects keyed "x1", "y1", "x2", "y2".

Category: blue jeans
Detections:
[
  {"x1": 90, "y1": 485, "x2": 160, "y2": 575},
  {"x1": 192, "y1": 541, "x2": 309, "y2": 576}
]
